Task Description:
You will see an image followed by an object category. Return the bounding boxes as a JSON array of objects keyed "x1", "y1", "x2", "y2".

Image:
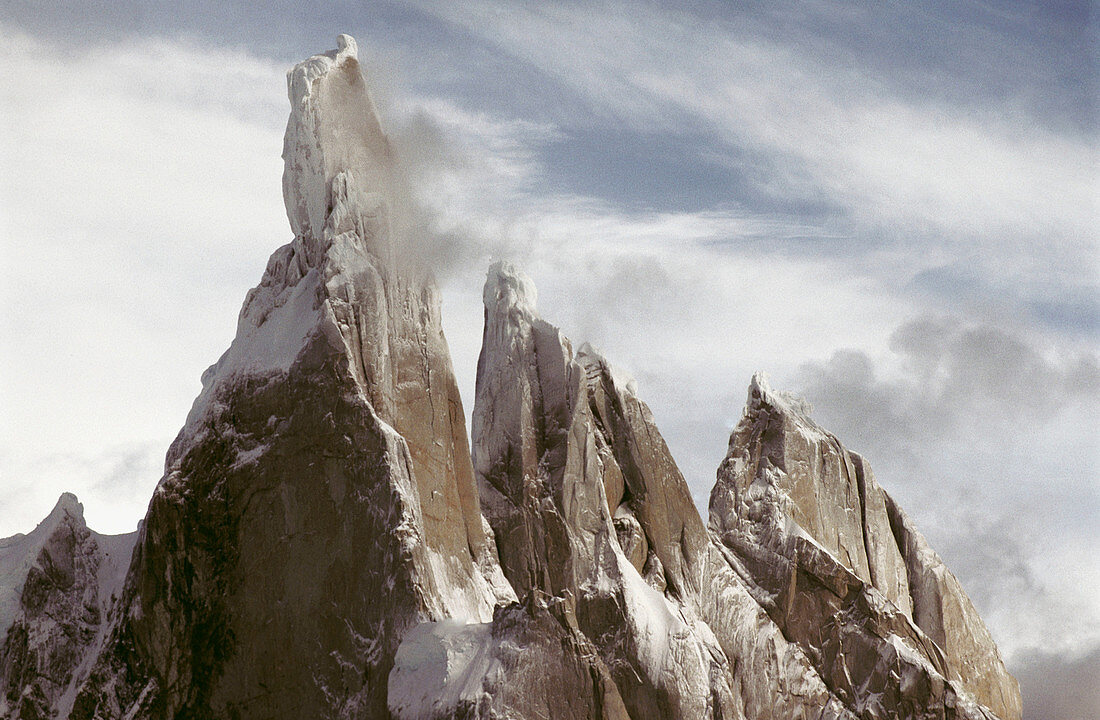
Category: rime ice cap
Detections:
[{"x1": 282, "y1": 34, "x2": 390, "y2": 240}]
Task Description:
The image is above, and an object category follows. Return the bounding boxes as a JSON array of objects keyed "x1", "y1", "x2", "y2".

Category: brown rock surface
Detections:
[
  {"x1": 469, "y1": 262, "x2": 855, "y2": 720},
  {"x1": 66, "y1": 36, "x2": 509, "y2": 720},
  {"x1": 709, "y1": 373, "x2": 1021, "y2": 720},
  {"x1": 886, "y1": 493, "x2": 1023, "y2": 720}
]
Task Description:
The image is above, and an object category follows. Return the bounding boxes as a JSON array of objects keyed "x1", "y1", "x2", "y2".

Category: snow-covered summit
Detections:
[
  {"x1": 714, "y1": 369, "x2": 1022, "y2": 720},
  {"x1": 58, "y1": 36, "x2": 512, "y2": 719},
  {"x1": 49, "y1": 491, "x2": 83, "y2": 519},
  {"x1": 0, "y1": 494, "x2": 138, "y2": 719},
  {"x1": 746, "y1": 370, "x2": 815, "y2": 423},
  {"x1": 0, "y1": 494, "x2": 87, "y2": 640},
  {"x1": 577, "y1": 342, "x2": 638, "y2": 397},
  {"x1": 483, "y1": 260, "x2": 539, "y2": 323},
  {"x1": 282, "y1": 33, "x2": 390, "y2": 241},
  {"x1": 177, "y1": 35, "x2": 396, "y2": 441}
]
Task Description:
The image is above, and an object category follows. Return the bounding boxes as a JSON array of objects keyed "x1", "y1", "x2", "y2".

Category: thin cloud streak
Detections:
[{"x1": 413, "y1": 0, "x2": 1098, "y2": 323}]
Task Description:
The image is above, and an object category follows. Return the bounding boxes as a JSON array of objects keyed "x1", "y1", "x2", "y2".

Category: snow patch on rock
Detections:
[
  {"x1": 388, "y1": 619, "x2": 495, "y2": 719},
  {"x1": 747, "y1": 371, "x2": 816, "y2": 429},
  {"x1": 577, "y1": 342, "x2": 637, "y2": 396},
  {"x1": 178, "y1": 263, "x2": 324, "y2": 439},
  {"x1": 0, "y1": 493, "x2": 84, "y2": 641}
]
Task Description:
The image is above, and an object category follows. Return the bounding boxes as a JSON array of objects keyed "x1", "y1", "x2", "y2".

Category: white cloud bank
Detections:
[{"x1": 0, "y1": 27, "x2": 289, "y2": 533}]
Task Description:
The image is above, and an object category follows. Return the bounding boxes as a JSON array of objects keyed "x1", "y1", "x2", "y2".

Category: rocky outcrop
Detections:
[
  {"x1": 579, "y1": 336, "x2": 859, "y2": 720},
  {"x1": 885, "y1": 494, "x2": 1023, "y2": 719},
  {"x1": 709, "y1": 374, "x2": 1022, "y2": 720},
  {"x1": 469, "y1": 262, "x2": 723, "y2": 718},
  {"x1": 0, "y1": 494, "x2": 135, "y2": 720},
  {"x1": 465, "y1": 262, "x2": 855, "y2": 720}
]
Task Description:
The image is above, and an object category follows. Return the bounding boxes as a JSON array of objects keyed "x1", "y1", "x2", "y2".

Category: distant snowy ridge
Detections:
[{"x1": 0, "y1": 494, "x2": 136, "y2": 718}]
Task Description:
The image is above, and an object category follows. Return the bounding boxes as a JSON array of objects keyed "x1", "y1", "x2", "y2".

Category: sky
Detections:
[{"x1": 0, "y1": 2, "x2": 1096, "y2": 717}]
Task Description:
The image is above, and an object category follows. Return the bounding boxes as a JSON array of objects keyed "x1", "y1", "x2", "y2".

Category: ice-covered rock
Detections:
[
  {"x1": 885, "y1": 493, "x2": 1023, "y2": 719},
  {"x1": 470, "y1": 263, "x2": 854, "y2": 720},
  {"x1": 281, "y1": 33, "x2": 390, "y2": 242},
  {"x1": 66, "y1": 35, "x2": 510, "y2": 719},
  {"x1": 709, "y1": 373, "x2": 1021, "y2": 720},
  {"x1": 472, "y1": 261, "x2": 715, "y2": 717},
  {"x1": 389, "y1": 594, "x2": 630, "y2": 720},
  {"x1": 0, "y1": 495, "x2": 135, "y2": 720}
]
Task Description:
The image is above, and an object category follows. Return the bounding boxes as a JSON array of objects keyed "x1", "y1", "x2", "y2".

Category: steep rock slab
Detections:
[
  {"x1": 0, "y1": 495, "x2": 135, "y2": 720},
  {"x1": 281, "y1": 33, "x2": 491, "y2": 583},
  {"x1": 885, "y1": 493, "x2": 1023, "y2": 720},
  {"x1": 472, "y1": 265, "x2": 614, "y2": 601},
  {"x1": 579, "y1": 347, "x2": 852, "y2": 720},
  {"x1": 472, "y1": 263, "x2": 731, "y2": 718},
  {"x1": 710, "y1": 373, "x2": 1020, "y2": 720},
  {"x1": 69, "y1": 36, "x2": 510, "y2": 720},
  {"x1": 578, "y1": 346, "x2": 707, "y2": 598},
  {"x1": 471, "y1": 263, "x2": 853, "y2": 720}
]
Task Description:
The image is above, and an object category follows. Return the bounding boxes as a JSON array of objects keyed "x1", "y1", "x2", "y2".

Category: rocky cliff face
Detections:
[
  {"x1": 710, "y1": 376, "x2": 1021, "y2": 720},
  {"x1": 0, "y1": 494, "x2": 135, "y2": 720},
  {"x1": 65, "y1": 34, "x2": 509, "y2": 720},
  {"x1": 459, "y1": 261, "x2": 856, "y2": 720},
  {"x1": 0, "y1": 36, "x2": 1020, "y2": 720}
]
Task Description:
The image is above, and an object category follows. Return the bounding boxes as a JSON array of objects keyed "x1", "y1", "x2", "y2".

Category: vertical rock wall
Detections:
[
  {"x1": 66, "y1": 36, "x2": 510, "y2": 720},
  {"x1": 709, "y1": 374, "x2": 1021, "y2": 720}
]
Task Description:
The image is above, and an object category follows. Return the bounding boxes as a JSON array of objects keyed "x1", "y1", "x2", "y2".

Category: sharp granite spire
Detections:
[
  {"x1": 61, "y1": 35, "x2": 510, "y2": 719},
  {"x1": 282, "y1": 33, "x2": 391, "y2": 243}
]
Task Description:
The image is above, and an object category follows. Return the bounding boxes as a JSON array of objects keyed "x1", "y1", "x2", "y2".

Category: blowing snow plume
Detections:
[{"x1": 283, "y1": 34, "x2": 471, "y2": 280}]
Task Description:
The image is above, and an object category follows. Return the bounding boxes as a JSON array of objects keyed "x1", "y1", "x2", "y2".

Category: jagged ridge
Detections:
[
  {"x1": 710, "y1": 374, "x2": 1020, "y2": 719},
  {"x1": 0, "y1": 36, "x2": 1020, "y2": 720},
  {"x1": 0, "y1": 495, "x2": 136, "y2": 719}
]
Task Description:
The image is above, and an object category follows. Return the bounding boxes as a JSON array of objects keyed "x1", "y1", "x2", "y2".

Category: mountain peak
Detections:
[
  {"x1": 335, "y1": 33, "x2": 357, "y2": 57},
  {"x1": 484, "y1": 261, "x2": 538, "y2": 320},
  {"x1": 180, "y1": 36, "x2": 398, "y2": 437},
  {"x1": 747, "y1": 370, "x2": 815, "y2": 422},
  {"x1": 52, "y1": 492, "x2": 82, "y2": 517},
  {"x1": 577, "y1": 342, "x2": 638, "y2": 397},
  {"x1": 282, "y1": 33, "x2": 390, "y2": 241},
  {"x1": 715, "y1": 371, "x2": 1021, "y2": 719},
  {"x1": 32, "y1": 492, "x2": 86, "y2": 534}
]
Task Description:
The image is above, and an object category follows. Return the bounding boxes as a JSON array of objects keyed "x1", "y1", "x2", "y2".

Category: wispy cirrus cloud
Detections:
[{"x1": 410, "y1": 0, "x2": 1098, "y2": 337}]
